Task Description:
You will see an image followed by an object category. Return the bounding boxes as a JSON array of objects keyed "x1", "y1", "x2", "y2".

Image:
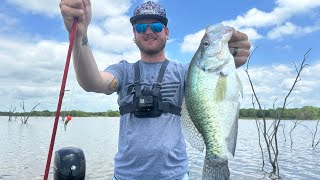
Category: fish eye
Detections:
[{"x1": 203, "y1": 41, "x2": 210, "y2": 47}]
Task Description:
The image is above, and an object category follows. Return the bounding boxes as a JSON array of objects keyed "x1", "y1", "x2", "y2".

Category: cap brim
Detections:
[{"x1": 130, "y1": 15, "x2": 168, "y2": 26}]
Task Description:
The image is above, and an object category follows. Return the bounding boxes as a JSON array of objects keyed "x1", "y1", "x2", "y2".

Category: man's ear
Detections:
[
  {"x1": 165, "y1": 27, "x2": 169, "y2": 39},
  {"x1": 132, "y1": 27, "x2": 137, "y2": 39}
]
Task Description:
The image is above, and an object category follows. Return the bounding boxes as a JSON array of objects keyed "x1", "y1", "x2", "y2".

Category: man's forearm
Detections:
[{"x1": 72, "y1": 36, "x2": 104, "y2": 92}]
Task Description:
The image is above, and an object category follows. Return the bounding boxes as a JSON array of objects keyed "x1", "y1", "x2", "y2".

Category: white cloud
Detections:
[
  {"x1": 102, "y1": 15, "x2": 132, "y2": 35},
  {"x1": 6, "y1": 0, "x2": 131, "y2": 18},
  {"x1": 272, "y1": 64, "x2": 292, "y2": 73},
  {"x1": 222, "y1": 8, "x2": 287, "y2": 29},
  {"x1": 303, "y1": 62, "x2": 320, "y2": 77},
  {"x1": 276, "y1": 0, "x2": 320, "y2": 10},
  {"x1": 181, "y1": 0, "x2": 320, "y2": 53},
  {"x1": 6, "y1": 0, "x2": 61, "y2": 17},
  {"x1": 238, "y1": 60, "x2": 320, "y2": 109},
  {"x1": 91, "y1": 0, "x2": 131, "y2": 18},
  {"x1": 0, "y1": 0, "x2": 140, "y2": 112},
  {"x1": 88, "y1": 22, "x2": 136, "y2": 53},
  {"x1": 227, "y1": 0, "x2": 320, "y2": 40},
  {"x1": 267, "y1": 22, "x2": 320, "y2": 39},
  {"x1": 180, "y1": 30, "x2": 204, "y2": 53},
  {"x1": 237, "y1": 27, "x2": 263, "y2": 41},
  {"x1": 0, "y1": 38, "x2": 68, "y2": 84},
  {"x1": 0, "y1": 35, "x2": 139, "y2": 112},
  {"x1": 222, "y1": 0, "x2": 320, "y2": 29}
]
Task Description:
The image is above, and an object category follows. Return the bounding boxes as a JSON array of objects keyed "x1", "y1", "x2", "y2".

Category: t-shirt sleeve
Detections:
[
  {"x1": 183, "y1": 63, "x2": 189, "y2": 82},
  {"x1": 104, "y1": 60, "x2": 127, "y2": 93}
]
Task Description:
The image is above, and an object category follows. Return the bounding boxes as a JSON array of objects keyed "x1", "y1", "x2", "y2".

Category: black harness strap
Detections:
[
  {"x1": 153, "y1": 59, "x2": 169, "y2": 96},
  {"x1": 119, "y1": 59, "x2": 181, "y2": 116},
  {"x1": 158, "y1": 101, "x2": 181, "y2": 115},
  {"x1": 119, "y1": 103, "x2": 136, "y2": 115},
  {"x1": 134, "y1": 60, "x2": 142, "y2": 97},
  {"x1": 119, "y1": 61, "x2": 142, "y2": 115}
]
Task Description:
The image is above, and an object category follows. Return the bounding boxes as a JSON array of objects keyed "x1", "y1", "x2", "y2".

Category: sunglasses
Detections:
[{"x1": 134, "y1": 22, "x2": 165, "y2": 34}]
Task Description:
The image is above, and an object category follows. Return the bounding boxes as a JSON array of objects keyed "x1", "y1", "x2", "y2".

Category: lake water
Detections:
[{"x1": 0, "y1": 117, "x2": 319, "y2": 180}]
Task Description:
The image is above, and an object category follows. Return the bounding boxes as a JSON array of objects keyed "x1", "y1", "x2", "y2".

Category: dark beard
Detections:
[
  {"x1": 139, "y1": 43, "x2": 166, "y2": 55},
  {"x1": 135, "y1": 36, "x2": 166, "y2": 55}
]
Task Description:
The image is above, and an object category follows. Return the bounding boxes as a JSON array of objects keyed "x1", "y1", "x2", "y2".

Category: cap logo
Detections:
[{"x1": 140, "y1": 9, "x2": 157, "y2": 15}]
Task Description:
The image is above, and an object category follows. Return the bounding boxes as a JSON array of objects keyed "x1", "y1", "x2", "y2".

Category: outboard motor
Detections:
[{"x1": 54, "y1": 147, "x2": 86, "y2": 180}]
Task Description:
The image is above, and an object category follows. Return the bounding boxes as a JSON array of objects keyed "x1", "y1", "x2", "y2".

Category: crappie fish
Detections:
[{"x1": 182, "y1": 24, "x2": 243, "y2": 180}]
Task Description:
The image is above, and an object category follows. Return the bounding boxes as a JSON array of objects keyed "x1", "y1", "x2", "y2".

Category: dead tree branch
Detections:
[
  {"x1": 20, "y1": 99, "x2": 40, "y2": 124},
  {"x1": 8, "y1": 105, "x2": 16, "y2": 121},
  {"x1": 244, "y1": 47, "x2": 311, "y2": 178},
  {"x1": 289, "y1": 120, "x2": 303, "y2": 148},
  {"x1": 301, "y1": 120, "x2": 320, "y2": 149}
]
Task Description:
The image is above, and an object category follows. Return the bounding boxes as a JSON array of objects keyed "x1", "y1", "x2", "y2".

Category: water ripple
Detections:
[{"x1": 1, "y1": 117, "x2": 319, "y2": 179}]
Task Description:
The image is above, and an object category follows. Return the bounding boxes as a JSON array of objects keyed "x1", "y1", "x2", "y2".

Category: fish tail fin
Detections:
[{"x1": 202, "y1": 156, "x2": 230, "y2": 180}]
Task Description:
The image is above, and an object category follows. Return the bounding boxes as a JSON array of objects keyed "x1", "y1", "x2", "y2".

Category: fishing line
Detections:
[
  {"x1": 68, "y1": 81, "x2": 75, "y2": 115},
  {"x1": 43, "y1": 18, "x2": 78, "y2": 180},
  {"x1": 67, "y1": 62, "x2": 78, "y2": 117},
  {"x1": 64, "y1": 33, "x2": 82, "y2": 128},
  {"x1": 63, "y1": 29, "x2": 82, "y2": 120}
]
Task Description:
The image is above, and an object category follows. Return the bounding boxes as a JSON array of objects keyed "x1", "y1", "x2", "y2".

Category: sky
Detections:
[{"x1": 0, "y1": 0, "x2": 320, "y2": 112}]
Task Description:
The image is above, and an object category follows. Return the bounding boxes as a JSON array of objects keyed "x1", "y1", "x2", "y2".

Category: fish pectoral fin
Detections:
[{"x1": 214, "y1": 75, "x2": 227, "y2": 102}]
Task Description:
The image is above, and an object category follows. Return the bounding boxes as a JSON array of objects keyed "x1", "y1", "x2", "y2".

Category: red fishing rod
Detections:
[{"x1": 43, "y1": 18, "x2": 78, "y2": 180}]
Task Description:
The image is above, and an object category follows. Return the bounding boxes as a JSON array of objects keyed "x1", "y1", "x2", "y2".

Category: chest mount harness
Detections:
[{"x1": 119, "y1": 60, "x2": 181, "y2": 118}]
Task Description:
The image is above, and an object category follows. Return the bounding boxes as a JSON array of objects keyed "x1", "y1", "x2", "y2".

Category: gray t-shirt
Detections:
[{"x1": 105, "y1": 60, "x2": 189, "y2": 180}]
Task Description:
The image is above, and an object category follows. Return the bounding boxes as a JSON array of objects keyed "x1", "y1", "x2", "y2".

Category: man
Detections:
[{"x1": 59, "y1": 1, "x2": 251, "y2": 179}]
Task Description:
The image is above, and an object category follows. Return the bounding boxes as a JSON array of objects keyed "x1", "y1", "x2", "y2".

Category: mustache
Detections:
[{"x1": 143, "y1": 34, "x2": 157, "y2": 40}]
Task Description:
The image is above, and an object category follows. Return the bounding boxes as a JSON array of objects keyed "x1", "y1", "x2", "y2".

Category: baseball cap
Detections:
[{"x1": 130, "y1": 1, "x2": 168, "y2": 26}]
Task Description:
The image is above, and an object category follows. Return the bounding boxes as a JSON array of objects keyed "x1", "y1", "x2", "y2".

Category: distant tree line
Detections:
[
  {"x1": 1, "y1": 109, "x2": 120, "y2": 117},
  {"x1": 240, "y1": 106, "x2": 320, "y2": 120},
  {"x1": 1, "y1": 106, "x2": 319, "y2": 119}
]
